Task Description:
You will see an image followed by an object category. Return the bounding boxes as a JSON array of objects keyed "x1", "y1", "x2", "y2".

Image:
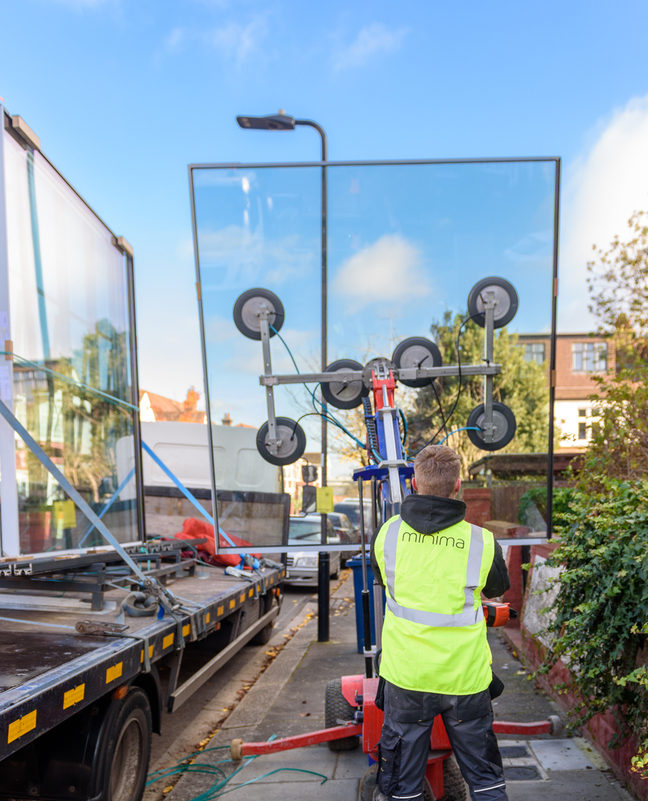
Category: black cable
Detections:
[
  {"x1": 430, "y1": 379, "x2": 448, "y2": 438},
  {"x1": 414, "y1": 312, "x2": 483, "y2": 455}
]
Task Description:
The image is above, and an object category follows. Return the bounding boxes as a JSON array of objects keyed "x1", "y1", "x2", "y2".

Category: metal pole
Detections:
[
  {"x1": 124, "y1": 251, "x2": 147, "y2": 543},
  {"x1": 358, "y1": 479, "x2": 374, "y2": 677},
  {"x1": 188, "y1": 166, "x2": 221, "y2": 542},
  {"x1": 296, "y1": 119, "x2": 330, "y2": 643},
  {"x1": 547, "y1": 159, "x2": 561, "y2": 539},
  {"x1": 0, "y1": 105, "x2": 20, "y2": 555}
]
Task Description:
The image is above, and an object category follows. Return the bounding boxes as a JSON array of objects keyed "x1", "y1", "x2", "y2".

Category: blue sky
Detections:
[{"x1": 2, "y1": 0, "x2": 648, "y2": 415}]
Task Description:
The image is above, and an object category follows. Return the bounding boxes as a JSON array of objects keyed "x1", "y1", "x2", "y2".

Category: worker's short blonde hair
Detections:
[{"x1": 414, "y1": 445, "x2": 461, "y2": 497}]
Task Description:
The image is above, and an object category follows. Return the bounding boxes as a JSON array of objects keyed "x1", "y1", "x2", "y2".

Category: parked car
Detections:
[
  {"x1": 284, "y1": 514, "x2": 341, "y2": 587},
  {"x1": 334, "y1": 500, "x2": 375, "y2": 535},
  {"x1": 327, "y1": 511, "x2": 359, "y2": 562}
]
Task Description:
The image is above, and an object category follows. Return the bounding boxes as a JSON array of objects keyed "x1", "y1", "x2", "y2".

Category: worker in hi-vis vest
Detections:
[{"x1": 371, "y1": 445, "x2": 510, "y2": 801}]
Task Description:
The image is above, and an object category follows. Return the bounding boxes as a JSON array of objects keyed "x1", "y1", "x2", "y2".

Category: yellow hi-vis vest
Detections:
[{"x1": 374, "y1": 515, "x2": 495, "y2": 695}]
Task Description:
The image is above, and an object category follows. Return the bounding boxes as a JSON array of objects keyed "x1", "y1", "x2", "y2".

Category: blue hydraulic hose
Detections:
[{"x1": 437, "y1": 426, "x2": 481, "y2": 445}]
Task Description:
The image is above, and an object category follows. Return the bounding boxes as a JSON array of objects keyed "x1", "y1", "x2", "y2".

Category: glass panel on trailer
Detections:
[{"x1": 2, "y1": 131, "x2": 139, "y2": 554}]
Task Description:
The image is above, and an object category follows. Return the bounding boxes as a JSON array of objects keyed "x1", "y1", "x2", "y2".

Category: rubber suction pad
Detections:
[
  {"x1": 321, "y1": 359, "x2": 367, "y2": 410},
  {"x1": 467, "y1": 277, "x2": 518, "y2": 329},
  {"x1": 466, "y1": 401, "x2": 516, "y2": 451},
  {"x1": 391, "y1": 337, "x2": 443, "y2": 387},
  {"x1": 233, "y1": 288, "x2": 285, "y2": 340},
  {"x1": 256, "y1": 417, "x2": 306, "y2": 466}
]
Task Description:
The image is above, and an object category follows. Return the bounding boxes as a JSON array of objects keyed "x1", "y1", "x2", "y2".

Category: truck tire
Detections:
[
  {"x1": 251, "y1": 619, "x2": 275, "y2": 645},
  {"x1": 99, "y1": 687, "x2": 152, "y2": 801},
  {"x1": 442, "y1": 755, "x2": 469, "y2": 801},
  {"x1": 324, "y1": 678, "x2": 359, "y2": 751}
]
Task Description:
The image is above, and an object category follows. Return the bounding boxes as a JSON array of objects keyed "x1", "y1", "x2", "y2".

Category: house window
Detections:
[
  {"x1": 578, "y1": 408, "x2": 586, "y2": 417},
  {"x1": 578, "y1": 422, "x2": 587, "y2": 440},
  {"x1": 523, "y1": 342, "x2": 545, "y2": 364},
  {"x1": 572, "y1": 342, "x2": 607, "y2": 373}
]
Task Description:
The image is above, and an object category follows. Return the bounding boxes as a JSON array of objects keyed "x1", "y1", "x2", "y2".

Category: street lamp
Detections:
[{"x1": 237, "y1": 111, "x2": 330, "y2": 642}]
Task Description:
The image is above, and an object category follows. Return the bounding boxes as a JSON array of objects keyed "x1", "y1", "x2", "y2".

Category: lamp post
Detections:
[{"x1": 237, "y1": 111, "x2": 330, "y2": 642}]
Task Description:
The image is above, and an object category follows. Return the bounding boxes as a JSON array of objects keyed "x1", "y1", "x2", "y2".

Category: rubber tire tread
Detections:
[
  {"x1": 442, "y1": 755, "x2": 469, "y2": 801},
  {"x1": 100, "y1": 687, "x2": 152, "y2": 801},
  {"x1": 324, "y1": 678, "x2": 360, "y2": 751},
  {"x1": 251, "y1": 620, "x2": 274, "y2": 645}
]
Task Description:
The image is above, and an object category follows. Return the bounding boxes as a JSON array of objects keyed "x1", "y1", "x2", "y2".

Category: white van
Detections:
[
  {"x1": 116, "y1": 422, "x2": 287, "y2": 543},
  {"x1": 116, "y1": 421, "x2": 282, "y2": 496}
]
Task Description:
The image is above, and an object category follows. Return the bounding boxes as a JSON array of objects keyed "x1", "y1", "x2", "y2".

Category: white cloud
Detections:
[
  {"x1": 164, "y1": 27, "x2": 185, "y2": 51},
  {"x1": 560, "y1": 94, "x2": 648, "y2": 331},
  {"x1": 332, "y1": 234, "x2": 431, "y2": 309},
  {"x1": 333, "y1": 22, "x2": 408, "y2": 72},
  {"x1": 197, "y1": 224, "x2": 315, "y2": 290},
  {"x1": 205, "y1": 18, "x2": 265, "y2": 63},
  {"x1": 165, "y1": 15, "x2": 268, "y2": 64}
]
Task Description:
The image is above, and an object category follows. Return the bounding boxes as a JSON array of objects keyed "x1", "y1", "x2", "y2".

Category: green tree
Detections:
[
  {"x1": 587, "y1": 210, "x2": 648, "y2": 370},
  {"x1": 406, "y1": 310, "x2": 548, "y2": 471}
]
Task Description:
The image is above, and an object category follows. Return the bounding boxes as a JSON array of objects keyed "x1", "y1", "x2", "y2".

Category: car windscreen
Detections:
[
  {"x1": 333, "y1": 504, "x2": 370, "y2": 527},
  {"x1": 288, "y1": 519, "x2": 321, "y2": 543}
]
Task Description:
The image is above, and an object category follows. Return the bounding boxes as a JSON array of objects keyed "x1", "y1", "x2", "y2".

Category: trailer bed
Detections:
[{"x1": 0, "y1": 563, "x2": 284, "y2": 760}]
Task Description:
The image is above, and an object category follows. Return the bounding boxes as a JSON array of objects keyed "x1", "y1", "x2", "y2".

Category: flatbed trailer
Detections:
[{"x1": 0, "y1": 559, "x2": 284, "y2": 801}]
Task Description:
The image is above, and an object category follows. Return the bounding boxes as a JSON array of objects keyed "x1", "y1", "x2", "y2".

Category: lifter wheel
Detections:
[
  {"x1": 359, "y1": 764, "x2": 436, "y2": 800},
  {"x1": 441, "y1": 755, "x2": 469, "y2": 801},
  {"x1": 324, "y1": 678, "x2": 360, "y2": 752}
]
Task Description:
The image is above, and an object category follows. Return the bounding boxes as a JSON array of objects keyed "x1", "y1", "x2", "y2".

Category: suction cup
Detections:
[
  {"x1": 466, "y1": 401, "x2": 516, "y2": 451},
  {"x1": 391, "y1": 337, "x2": 443, "y2": 387},
  {"x1": 256, "y1": 417, "x2": 306, "y2": 465},
  {"x1": 321, "y1": 359, "x2": 367, "y2": 409},
  {"x1": 233, "y1": 288, "x2": 285, "y2": 340},
  {"x1": 467, "y1": 277, "x2": 518, "y2": 329},
  {"x1": 362, "y1": 357, "x2": 396, "y2": 389}
]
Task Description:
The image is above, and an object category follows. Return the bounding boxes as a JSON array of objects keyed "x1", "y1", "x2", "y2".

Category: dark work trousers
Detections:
[{"x1": 377, "y1": 681, "x2": 508, "y2": 801}]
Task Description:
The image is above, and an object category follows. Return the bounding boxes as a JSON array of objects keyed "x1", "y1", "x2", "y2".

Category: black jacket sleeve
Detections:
[{"x1": 482, "y1": 540, "x2": 510, "y2": 598}]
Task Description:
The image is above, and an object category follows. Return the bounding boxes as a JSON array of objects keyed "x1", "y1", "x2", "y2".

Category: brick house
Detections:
[
  {"x1": 517, "y1": 333, "x2": 615, "y2": 451},
  {"x1": 139, "y1": 387, "x2": 207, "y2": 424}
]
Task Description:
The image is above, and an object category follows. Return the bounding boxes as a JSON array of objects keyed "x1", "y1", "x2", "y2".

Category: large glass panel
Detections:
[
  {"x1": 191, "y1": 160, "x2": 557, "y2": 550},
  {"x1": 3, "y1": 130, "x2": 139, "y2": 554}
]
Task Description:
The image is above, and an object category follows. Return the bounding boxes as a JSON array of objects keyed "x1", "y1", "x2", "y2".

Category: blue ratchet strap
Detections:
[
  {"x1": 140, "y1": 440, "x2": 242, "y2": 553},
  {"x1": 0, "y1": 399, "x2": 152, "y2": 590},
  {"x1": 78, "y1": 467, "x2": 135, "y2": 547}
]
